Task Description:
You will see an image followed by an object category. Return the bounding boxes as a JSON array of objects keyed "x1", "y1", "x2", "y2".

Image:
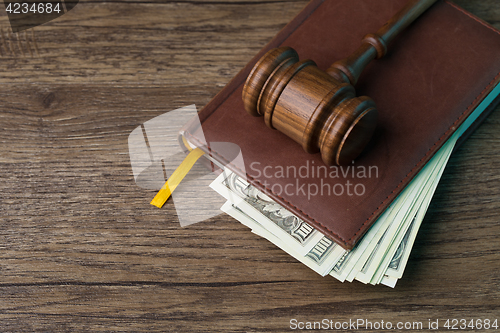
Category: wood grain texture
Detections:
[{"x1": 0, "y1": 0, "x2": 499, "y2": 332}]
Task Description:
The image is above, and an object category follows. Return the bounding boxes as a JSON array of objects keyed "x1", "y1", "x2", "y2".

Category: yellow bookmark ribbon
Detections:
[{"x1": 150, "y1": 147, "x2": 205, "y2": 208}]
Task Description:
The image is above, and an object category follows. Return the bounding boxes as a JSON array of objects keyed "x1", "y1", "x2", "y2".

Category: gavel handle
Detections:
[{"x1": 328, "y1": 0, "x2": 439, "y2": 85}]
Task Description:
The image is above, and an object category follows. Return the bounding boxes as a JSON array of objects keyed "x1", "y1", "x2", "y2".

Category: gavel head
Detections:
[{"x1": 242, "y1": 47, "x2": 378, "y2": 165}]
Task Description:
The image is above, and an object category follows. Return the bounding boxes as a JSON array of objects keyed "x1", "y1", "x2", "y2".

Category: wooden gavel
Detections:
[{"x1": 242, "y1": 0, "x2": 438, "y2": 165}]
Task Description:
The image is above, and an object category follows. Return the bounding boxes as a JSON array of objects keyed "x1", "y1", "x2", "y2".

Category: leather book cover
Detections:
[{"x1": 183, "y1": 0, "x2": 500, "y2": 249}]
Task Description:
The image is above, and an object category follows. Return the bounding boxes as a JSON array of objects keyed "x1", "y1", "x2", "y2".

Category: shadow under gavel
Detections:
[{"x1": 243, "y1": 0, "x2": 438, "y2": 165}]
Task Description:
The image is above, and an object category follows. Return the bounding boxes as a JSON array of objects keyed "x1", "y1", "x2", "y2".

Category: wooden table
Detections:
[{"x1": 1, "y1": 0, "x2": 499, "y2": 331}]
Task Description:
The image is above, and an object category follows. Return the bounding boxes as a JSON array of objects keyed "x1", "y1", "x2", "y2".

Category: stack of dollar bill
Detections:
[{"x1": 209, "y1": 125, "x2": 463, "y2": 287}]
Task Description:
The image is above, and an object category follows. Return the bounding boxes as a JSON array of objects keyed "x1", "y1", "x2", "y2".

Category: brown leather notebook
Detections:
[{"x1": 183, "y1": 0, "x2": 500, "y2": 249}]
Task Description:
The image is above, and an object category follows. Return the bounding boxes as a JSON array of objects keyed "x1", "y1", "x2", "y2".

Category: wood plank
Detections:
[{"x1": 0, "y1": 1, "x2": 308, "y2": 84}]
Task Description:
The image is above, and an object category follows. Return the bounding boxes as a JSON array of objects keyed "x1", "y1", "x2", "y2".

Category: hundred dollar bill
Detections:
[
  {"x1": 379, "y1": 206, "x2": 422, "y2": 287},
  {"x1": 351, "y1": 166, "x2": 439, "y2": 284},
  {"x1": 383, "y1": 146, "x2": 449, "y2": 281},
  {"x1": 384, "y1": 219, "x2": 414, "y2": 278},
  {"x1": 381, "y1": 275, "x2": 398, "y2": 288},
  {"x1": 210, "y1": 171, "x2": 325, "y2": 256},
  {"x1": 388, "y1": 222, "x2": 414, "y2": 271},
  {"x1": 344, "y1": 188, "x2": 414, "y2": 283},
  {"x1": 379, "y1": 214, "x2": 417, "y2": 287},
  {"x1": 380, "y1": 181, "x2": 439, "y2": 288},
  {"x1": 377, "y1": 217, "x2": 415, "y2": 287},
  {"x1": 350, "y1": 125, "x2": 457, "y2": 285},
  {"x1": 355, "y1": 166, "x2": 431, "y2": 284},
  {"x1": 334, "y1": 127, "x2": 454, "y2": 285},
  {"x1": 329, "y1": 201, "x2": 398, "y2": 282},
  {"x1": 370, "y1": 131, "x2": 455, "y2": 285},
  {"x1": 221, "y1": 201, "x2": 346, "y2": 276}
]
